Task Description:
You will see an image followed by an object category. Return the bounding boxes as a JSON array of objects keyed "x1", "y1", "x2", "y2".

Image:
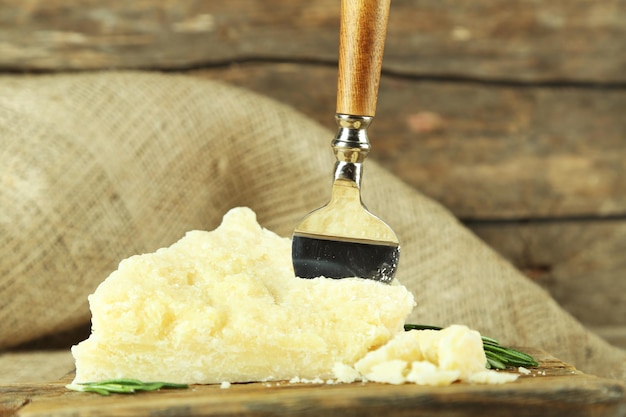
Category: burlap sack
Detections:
[{"x1": 1, "y1": 71, "x2": 624, "y2": 382}]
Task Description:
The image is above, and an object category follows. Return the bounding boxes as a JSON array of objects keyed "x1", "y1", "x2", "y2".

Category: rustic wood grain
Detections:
[
  {"x1": 336, "y1": 0, "x2": 390, "y2": 116},
  {"x1": 0, "y1": 0, "x2": 624, "y2": 83},
  {"x1": 1, "y1": 349, "x2": 624, "y2": 417},
  {"x1": 189, "y1": 64, "x2": 626, "y2": 219},
  {"x1": 470, "y1": 219, "x2": 626, "y2": 330}
]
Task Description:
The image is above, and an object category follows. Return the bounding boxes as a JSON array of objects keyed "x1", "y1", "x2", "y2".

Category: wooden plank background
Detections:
[{"x1": 1, "y1": 0, "x2": 625, "y2": 347}]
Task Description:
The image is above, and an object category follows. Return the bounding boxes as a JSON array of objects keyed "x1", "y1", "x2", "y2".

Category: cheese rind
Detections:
[{"x1": 71, "y1": 207, "x2": 415, "y2": 385}]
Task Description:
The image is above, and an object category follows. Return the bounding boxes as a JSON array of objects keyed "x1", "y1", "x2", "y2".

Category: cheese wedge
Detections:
[{"x1": 71, "y1": 207, "x2": 415, "y2": 385}]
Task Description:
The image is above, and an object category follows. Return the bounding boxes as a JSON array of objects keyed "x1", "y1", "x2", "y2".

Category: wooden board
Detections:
[
  {"x1": 1, "y1": 349, "x2": 624, "y2": 417},
  {"x1": 0, "y1": 0, "x2": 624, "y2": 82}
]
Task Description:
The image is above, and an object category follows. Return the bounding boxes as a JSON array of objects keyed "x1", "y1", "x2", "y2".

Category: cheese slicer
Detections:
[{"x1": 292, "y1": 0, "x2": 399, "y2": 283}]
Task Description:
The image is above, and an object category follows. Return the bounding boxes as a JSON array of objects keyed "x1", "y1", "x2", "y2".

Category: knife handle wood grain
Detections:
[{"x1": 336, "y1": 0, "x2": 391, "y2": 117}]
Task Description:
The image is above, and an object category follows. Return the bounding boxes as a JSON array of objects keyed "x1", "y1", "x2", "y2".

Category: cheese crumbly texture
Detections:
[
  {"x1": 71, "y1": 207, "x2": 519, "y2": 387},
  {"x1": 346, "y1": 325, "x2": 519, "y2": 385},
  {"x1": 71, "y1": 207, "x2": 415, "y2": 385}
]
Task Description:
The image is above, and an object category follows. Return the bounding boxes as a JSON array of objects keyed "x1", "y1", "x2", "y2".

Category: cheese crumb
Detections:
[
  {"x1": 220, "y1": 381, "x2": 231, "y2": 389},
  {"x1": 407, "y1": 362, "x2": 459, "y2": 386},
  {"x1": 366, "y1": 359, "x2": 409, "y2": 385},
  {"x1": 288, "y1": 376, "x2": 325, "y2": 384},
  {"x1": 332, "y1": 362, "x2": 361, "y2": 384},
  {"x1": 354, "y1": 324, "x2": 514, "y2": 386}
]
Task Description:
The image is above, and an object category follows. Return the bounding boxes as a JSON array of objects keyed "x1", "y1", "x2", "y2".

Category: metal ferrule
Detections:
[{"x1": 331, "y1": 114, "x2": 373, "y2": 185}]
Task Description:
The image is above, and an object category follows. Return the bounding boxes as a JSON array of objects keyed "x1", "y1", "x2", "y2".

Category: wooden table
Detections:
[{"x1": 1, "y1": 349, "x2": 624, "y2": 417}]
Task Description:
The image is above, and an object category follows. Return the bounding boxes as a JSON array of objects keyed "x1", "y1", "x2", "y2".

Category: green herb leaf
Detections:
[
  {"x1": 404, "y1": 324, "x2": 538, "y2": 370},
  {"x1": 486, "y1": 356, "x2": 506, "y2": 370},
  {"x1": 66, "y1": 379, "x2": 188, "y2": 396}
]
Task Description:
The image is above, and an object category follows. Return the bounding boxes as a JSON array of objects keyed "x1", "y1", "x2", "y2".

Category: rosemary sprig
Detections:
[
  {"x1": 67, "y1": 379, "x2": 188, "y2": 396},
  {"x1": 404, "y1": 324, "x2": 539, "y2": 370}
]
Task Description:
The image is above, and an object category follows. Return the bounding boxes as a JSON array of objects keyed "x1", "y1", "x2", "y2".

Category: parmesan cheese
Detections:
[
  {"x1": 71, "y1": 207, "x2": 415, "y2": 385},
  {"x1": 71, "y1": 206, "x2": 520, "y2": 387},
  {"x1": 351, "y1": 325, "x2": 519, "y2": 386}
]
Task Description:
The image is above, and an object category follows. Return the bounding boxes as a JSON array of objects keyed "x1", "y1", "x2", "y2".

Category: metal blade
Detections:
[{"x1": 292, "y1": 233, "x2": 399, "y2": 283}]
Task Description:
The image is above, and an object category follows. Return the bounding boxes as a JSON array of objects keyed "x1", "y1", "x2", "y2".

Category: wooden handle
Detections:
[{"x1": 336, "y1": 0, "x2": 391, "y2": 117}]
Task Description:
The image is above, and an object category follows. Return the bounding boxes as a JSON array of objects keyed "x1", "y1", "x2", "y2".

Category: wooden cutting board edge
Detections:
[{"x1": 1, "y1": 348, "x2": 624, "y2": 417}]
